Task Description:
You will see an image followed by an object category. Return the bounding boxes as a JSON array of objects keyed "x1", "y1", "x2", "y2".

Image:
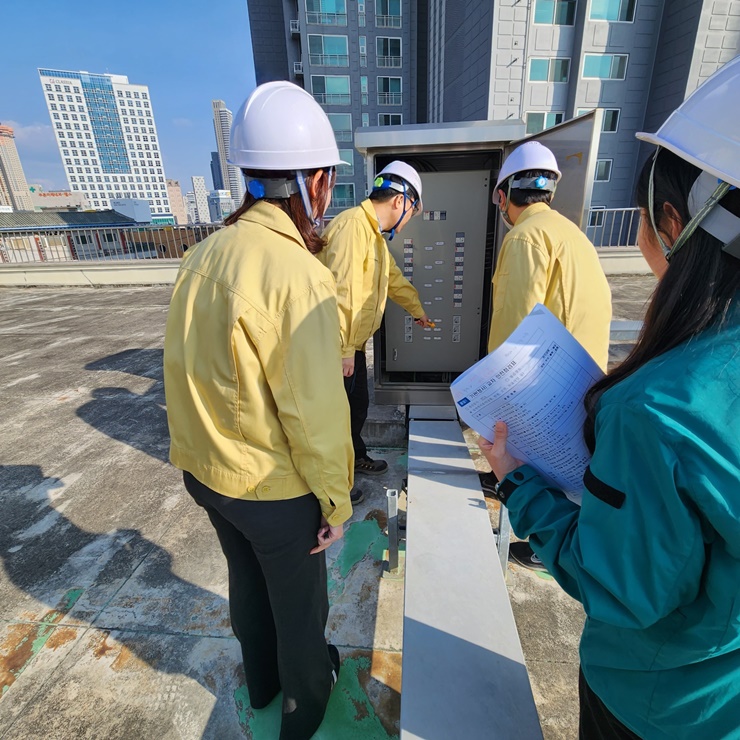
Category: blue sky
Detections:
[{"x1": 0, "y1": 0, "x2": 256, "y2": 196}]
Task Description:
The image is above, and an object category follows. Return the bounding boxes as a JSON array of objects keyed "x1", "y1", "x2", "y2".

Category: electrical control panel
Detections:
[{"x1": 383, "y1": 170, "x2": 491, "y2": 372}]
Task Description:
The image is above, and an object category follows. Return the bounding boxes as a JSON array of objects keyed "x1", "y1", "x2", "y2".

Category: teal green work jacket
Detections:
[{"x1": 503, "y1": 307, "x2": 740, "y2": 739}]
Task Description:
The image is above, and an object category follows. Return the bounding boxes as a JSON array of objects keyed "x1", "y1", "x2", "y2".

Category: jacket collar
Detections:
[
  {"x1": 238, "y1": 200, "x2": 308, "y2": 249},
  {"x1": 360, "y1": 198, "x2": 384, "y2": 236},
  {"x1": 514, "y1": 202, "x2": 551, "y2": 226}
]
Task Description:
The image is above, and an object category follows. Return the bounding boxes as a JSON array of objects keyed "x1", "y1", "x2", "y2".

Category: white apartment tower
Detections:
[
  {"x1": 212, "y1": 100, "x2": 245, "y2": 208},
  {"x1": 0, "y1": 125, "x2": 34, "y2": 211},
  {"x1": 191, "y1": 176, "x2": 211, "y2": 224},
  {"x1": 184, "y1": 191, "x2": 198, "y2": 224},
  {"x1": 38, "y1": 68, "x2": 172, "y2": 218}
]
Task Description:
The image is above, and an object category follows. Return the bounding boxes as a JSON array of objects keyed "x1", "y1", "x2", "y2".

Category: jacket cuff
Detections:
[
  {"x1": 342, "y1": 347, "x2": 356, "y2": 359},
  {"x1": 498, "y1": 465, "x2": 542, "y2": 506},
  {"x1": 324, "y1": 497, "x2": 353, "y2": 526}
]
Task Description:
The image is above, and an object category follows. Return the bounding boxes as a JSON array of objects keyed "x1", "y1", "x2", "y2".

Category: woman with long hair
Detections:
[
  {"x1": 478, "y1": 58, "x2": 740, "y2": 738},
  {"x1": 164, "y1": 82, "x2": 354, "y2": 740}
]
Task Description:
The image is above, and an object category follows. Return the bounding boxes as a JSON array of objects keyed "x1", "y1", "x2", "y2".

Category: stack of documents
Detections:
[{"x1": 450, "y1": 304, "x2": 604, "y2": 504}]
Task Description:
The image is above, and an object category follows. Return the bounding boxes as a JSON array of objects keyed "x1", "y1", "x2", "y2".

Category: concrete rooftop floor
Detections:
[{"x1": 0, "y1": 274, "x2": 656, "y2": 740}]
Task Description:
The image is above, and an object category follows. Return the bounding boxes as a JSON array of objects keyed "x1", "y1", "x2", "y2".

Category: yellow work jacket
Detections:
[
  {"x1": 319, "y1": 199, "x2": 424, "y2": 359},
  {"x1": 163, "y1": 201, "x2": 354, "y2": 526},
  {"x1": 488, "y1": 203, "x2": 612, "y2": 370}
]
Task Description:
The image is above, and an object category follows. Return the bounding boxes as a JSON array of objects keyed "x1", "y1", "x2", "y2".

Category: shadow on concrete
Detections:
[
  {"x1": 76, "y1": 349, "x2": 169, "y2": 463},
  {"x1": 0, "y1": 463, "x2": 244, "y2": 738},
  {"x1": 0, "y1": 462, "x2": 401, "y2": 738}
]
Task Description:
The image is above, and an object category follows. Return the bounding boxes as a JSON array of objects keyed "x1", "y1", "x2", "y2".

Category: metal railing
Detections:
[
  {"x1": 377, "y1": 55, "x2": 403, "y2": 68},
  {"x1": 293, "y1": 61, "x2": 304, "y2": 75},
  {"x1": 0, "y1": 209, "x2": 639, "y2": 265},
  {"x1": 308, "y1": 53, "x2": 349, "y2": 66},
  {"x1": 375, "y1": 14, "x2": 402, "y2": 27},
  {"x1": 290, "y1": 19, "x2": 300, "y2": 33},
  {"x1": 313, "y1": 92, "x2": 351, "y2": 105},
  {"x1": 306, "y1": 11, "x2": 347, "y2": 25},
  {"x1": 378, "y1": 92, "x2": 402, "y2": 105},
  {"x1": 0, "y1": 224, "x2": 220, "y2": 264},
  {"x1": 329, "y1": 197, "x2": 355, "y2": 209},
  {"x1": 586, "y1": 207, "x2": 640, "y2": 248}
]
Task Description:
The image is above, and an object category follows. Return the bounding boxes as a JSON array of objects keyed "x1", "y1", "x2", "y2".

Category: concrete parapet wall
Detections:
[
  {"x1": 595, "y1": 247, "x2": 650, "y2": 274},
  {"x1": 0, "y1": 259, "x2": 181, "y2": 287},
  {"x1": 0, "y1": 248, "x2": 650, "y2": 287}
]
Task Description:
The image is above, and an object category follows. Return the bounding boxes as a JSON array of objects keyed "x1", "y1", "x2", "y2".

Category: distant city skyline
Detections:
[{"x1": 0, "y1": 1, "x2": 256, "y2": 200}]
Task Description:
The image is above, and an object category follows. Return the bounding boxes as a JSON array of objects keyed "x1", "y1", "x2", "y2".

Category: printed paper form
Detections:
[{"x1": 450, "y1": 304, "x2": 604, "y2": 503}]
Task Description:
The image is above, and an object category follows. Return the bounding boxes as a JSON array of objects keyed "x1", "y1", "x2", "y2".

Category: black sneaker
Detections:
[
  {"x1": 479, "y1": 471, "x2": 499, "y2": 498},
  {"x1": 508, "y1": 541, "x2": 548, "y2": 573},
  {"x1": 354, "y1": 455, "x2": 388, "y2": 476},
  {"x1": 350, "y1": 487, "x2": 365, "y2": 505},
  {"x1": 328, "y1": 644, "x2": 341, "y2": 690}
]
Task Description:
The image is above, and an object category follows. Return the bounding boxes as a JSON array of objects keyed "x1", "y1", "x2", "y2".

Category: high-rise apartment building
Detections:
[
  {"x1": 38, "y1": 68, "x2": 172, "y2": 217},
  {"x1": 424, "y1": 0, "x2": 740, "y2": 209},
  {"x1": 184, "y1": 191, "x2": 198, "y2": 224},
  {"x1": 247, "y1": 0, "x2": 740, "y2": 212},
  {"x1": 166, "y1": 179, "x2": 188, "y2": 224},
  {"x1": 246, "y1": 0, "x2": 414, "y2": 216},
  {"x1": 212, "y1": 100, "x2": 245, "y2": 209},
  {"x1": 208, "y1": 190, "x2": 235, "y2": 223},
  {"x1": 210, "y1": 151, "x2": 224, "y2": 190},
  {"x1": 0, "y1": 125, "x2": 34, "y2": 211},
  {"x1": 191, "y1": 175, "x2": 211, "y2": 223}
]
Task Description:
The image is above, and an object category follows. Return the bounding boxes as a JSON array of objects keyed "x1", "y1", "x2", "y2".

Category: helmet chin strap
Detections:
[
  {"x1": 382, "y1": 180, "x2": 412, "y2": 241},
  {"x1": 649, "y1": 148, "x2": 734, "y2": 261},
  {"x1": 295, "y1": 170, "x2": 320, "y2": 228},
  {"x1": 498, "y1": 178, "x2": 515, "y2": 229}
]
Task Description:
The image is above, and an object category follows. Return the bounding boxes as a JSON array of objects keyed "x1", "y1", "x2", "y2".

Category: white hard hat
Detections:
[
  {"x1": 636, "y1": 55, "x2": 740, "y2": 189},
  {"x1": 375, "y1": 161, "x2": 423, "y2": 201},
  {"x1": 494, "y1": 141, "x2": 562, "y2": 194},
  {"x1": 229, "y1": 81, "x2": 348, "y2": 171}
]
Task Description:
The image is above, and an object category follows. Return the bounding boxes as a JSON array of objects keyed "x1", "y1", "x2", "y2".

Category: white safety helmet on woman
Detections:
[
  {"x1": 228, "y1": 81, "x2": 348, "y2": 222},
  {"x1": 636, "y1": 55, "x2": 740, "y2": 261}
]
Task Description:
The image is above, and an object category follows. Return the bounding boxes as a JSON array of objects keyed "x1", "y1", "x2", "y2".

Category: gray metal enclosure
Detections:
[{"x1": 355, "y1": 114, "x2": 600, "y2": 405}]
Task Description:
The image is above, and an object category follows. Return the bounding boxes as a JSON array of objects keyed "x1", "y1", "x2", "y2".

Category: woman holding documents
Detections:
[
  {"x1": 479, "y1": 57, "x2": 740, "y2": 739},
  {"x1": 164, "y1": 82, "x2": 353, "y2": 740}
]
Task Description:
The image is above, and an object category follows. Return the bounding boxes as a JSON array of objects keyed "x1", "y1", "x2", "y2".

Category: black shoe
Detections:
[
  {"x1": 350, "y1": 487, "x2": 365, "y2": 505},
  {"x1": 354, "y1": 455, "x2": 388, "y2": 476},
  {"x1": 479, "y1": 471, "x2": 499, "y2": 498},
  {"x1": 328, "y1": 644, "x2": 341, "y2": 690},
  {"x1": 508, "y1": 541, "x2": 548, "y2": 573}
]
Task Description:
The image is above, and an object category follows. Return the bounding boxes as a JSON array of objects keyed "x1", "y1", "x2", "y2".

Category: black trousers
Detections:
[
  {"x1": 184, "y1": 472, "x2": 334, "y2": 740},
  {"x1": 343, "y1": 349, "x2": 369, "y2": 460},
  {"x1": 579, "y1": 669, "x2": 642, "y2": 740}
]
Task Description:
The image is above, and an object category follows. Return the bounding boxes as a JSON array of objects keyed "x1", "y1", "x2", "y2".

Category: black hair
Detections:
[
  {"x1": 502, "y1": 169, "x2": 557, "y2": 207},
  {"x1": 583, "y1": 148, "x2": 740, "y2": 451}
]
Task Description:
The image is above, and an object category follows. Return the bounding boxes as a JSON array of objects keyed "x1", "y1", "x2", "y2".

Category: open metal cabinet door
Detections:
[{"x1": 503, "y1": 109, "x2": 603, "y2": 230}]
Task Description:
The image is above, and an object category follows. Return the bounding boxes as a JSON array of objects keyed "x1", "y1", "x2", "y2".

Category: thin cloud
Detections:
[
  {"x1": 172, "y1": 117, "x2": 194, "y2": 128},
  {"x1": 2, "y1": 120, "x2": 58, "y2": 155}
]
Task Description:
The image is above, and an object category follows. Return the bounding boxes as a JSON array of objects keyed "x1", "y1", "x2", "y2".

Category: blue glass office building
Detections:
[{"x1": 39, "y1": 68, "x2": 172, "y2": 218}]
